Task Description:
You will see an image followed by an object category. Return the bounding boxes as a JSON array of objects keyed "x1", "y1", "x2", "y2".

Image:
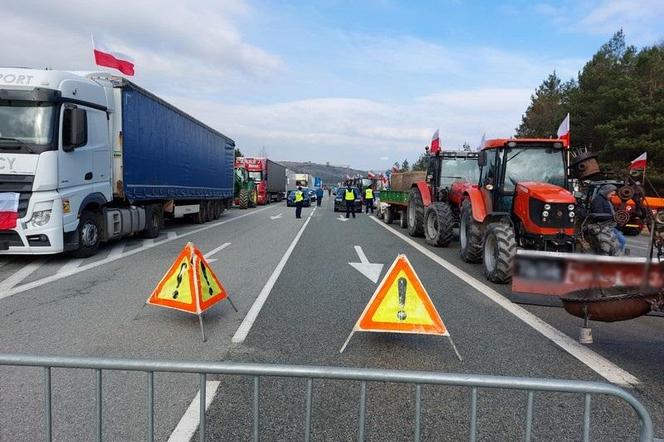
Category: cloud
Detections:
[
  {"x1": 0, "y1": 0, "x2": 282, "y2": 96},
  {"x1": 578, "y1": 0, "x2": 664, "y2": 44}
]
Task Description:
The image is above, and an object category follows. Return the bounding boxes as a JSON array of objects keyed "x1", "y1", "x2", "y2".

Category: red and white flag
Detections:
[
  {"x1": 0, "y1": 193, "x2": 19, "y2": 230},
  {"x1": 629, "y1": 152, "x2": 647, "y2": 170},
  {"x1": 430, "y1": 129, "x2": 441, "y2": 155},
  {"x1": 367, "y1": 171, "x2": 376, "y2": 179},
  {"x1": 557, "y1": 113, "x2": 570, "y2": 147},
  {"x1": 92, "y1": 36, "x2": 135, "y2": 76}
]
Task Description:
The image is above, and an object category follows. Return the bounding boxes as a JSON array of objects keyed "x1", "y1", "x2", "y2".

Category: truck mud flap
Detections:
[{"x1": 511, "y1": 250, "x2": 664, "y2": 306}]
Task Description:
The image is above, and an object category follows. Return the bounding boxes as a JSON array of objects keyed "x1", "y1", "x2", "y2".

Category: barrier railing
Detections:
[{"x1": 0, "y1": 353, "x2": 654, "y2": 441}]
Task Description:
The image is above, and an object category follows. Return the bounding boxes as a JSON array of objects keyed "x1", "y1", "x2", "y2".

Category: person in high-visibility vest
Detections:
[
  {"x1": 294, "y1": 186, "x2": 304, "y2": 219},
  {"x1": 364, "y1": 186, "x2": 375, "y2": 214},
  {"x1": 344, "y1": 185, "x2": 356, "y2": 219}
]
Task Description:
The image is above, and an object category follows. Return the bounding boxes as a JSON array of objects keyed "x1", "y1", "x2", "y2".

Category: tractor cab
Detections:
[{"x1": 426, "y1": 150, "x2": 479, "y2": 206}]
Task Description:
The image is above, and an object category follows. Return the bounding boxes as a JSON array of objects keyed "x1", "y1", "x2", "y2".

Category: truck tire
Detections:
[
  {"x1": 399, "y1": 210, "x2": 408, "y2": 228},
  {"x1": 142, "y1": 205, "x2": 162, "y2": 238},
  {"x1": 424, "y1": 202, "x2": 454, "y2": 247},
  {"x1": 72, "y1": 211, "x2": 101, "y2": 258},
  {"x1": 407, "y1": 187, "x2": 424, "y2": 237},
  {"x1": 591, "y1": 226, "x2": 621, "y2": 256},
  {"x1": 483, "y1": 223, "x2": 516, "y2": 284},
  {"x1": 213, "y1": 200, "x2": 222, "y2": 219},
  {"x1": 459, "y1": 200, "x2": 483, "y2": 263},
  {"x1": 205, "y1": 200, "x2": 214, "y2": 222},
  {"x1": 249, "y1": 189, "x2": 258, "y2": 208},
  {"x1": 383, "y1": 206, "x2": 393, "y2": 224},
  {"x1": 194, "y1": 202, "x2": 207, "y2": 224},
  {"x1": 238, "y1": 189, "x2": 249, "y2": 209}
]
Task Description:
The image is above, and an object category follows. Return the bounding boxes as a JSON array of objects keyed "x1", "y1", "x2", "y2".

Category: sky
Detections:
[{"x1": 2, "y1": 0, "x2": 663, "y2": 170}]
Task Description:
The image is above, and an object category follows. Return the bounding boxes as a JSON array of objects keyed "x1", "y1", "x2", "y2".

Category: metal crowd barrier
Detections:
[{"x1": 0, "y1": 353, "x2": 654, "y2": 442}]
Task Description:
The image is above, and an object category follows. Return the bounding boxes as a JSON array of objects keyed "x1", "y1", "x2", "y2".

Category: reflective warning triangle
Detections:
[
  {"x1": 147, "y1": 242, "x2": 228, "y2": 315},
  {"x1": 354, "y1": 254, "x2": 447, "y2": 335}
]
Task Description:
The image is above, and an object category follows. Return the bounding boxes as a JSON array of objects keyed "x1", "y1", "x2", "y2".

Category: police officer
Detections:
[
  {"x1": 364, "y1": 186, "x2": 375, "y2": 214},
  {"x1": 344, "y1": 184, "x2": 356, "y2": 218},
  {"x1": 294, "y1": 186, "x2": 304, "y2": 219}
]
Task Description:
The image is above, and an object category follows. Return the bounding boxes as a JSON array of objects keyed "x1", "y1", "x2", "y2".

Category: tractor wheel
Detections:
[
  {"x1": 424, "y1": 202, "x2": 454, "y2": 247},
  {"x1": 483, "y1": 223, "x2": 516, "y2": 284},
  {"x1": 238, "y1": 189, "x2": 249, "y2": 209},
  {"x1": 407, "y1": 187, "x2": 424, "y2": 237},
  {"x1": 590, "y1": 226, "x2": 621, "y2": 256},
  {"x1": 383, "y1": 206, "x2": 393, "y2": 224},
  {"x1": 459, "y1": 200, "x2": 483, "y2": 263}
]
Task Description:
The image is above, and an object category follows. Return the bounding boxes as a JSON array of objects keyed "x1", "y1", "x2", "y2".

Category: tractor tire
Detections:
[
  {"x1": 590, "y1": 226, "x2": 621, "y2": 256},
  {"x1": 407, "y1": 187, "x2": 424, "y2": 237},
  {"x1": 424, "y1": 202, "x2": 455, "y2": 247},
  {"x1": 459, "y1": 200, "x2": 483, "y2": 263},
  {"x1": 483, "y1": 223, "x2": 516, "y2": 284},
  {"x1": 383, "y1": 206, "x2": 393, "y2": 224},
  {"x1": 72, "y1": 211, "x2": 102, "y2": 258},
  {"x1": 238, "y1": 189, "x2": 249, "y2": 209}
]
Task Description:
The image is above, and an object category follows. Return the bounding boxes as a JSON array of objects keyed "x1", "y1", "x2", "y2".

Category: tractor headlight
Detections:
[
  {"x1": 568, "y1": 204, "x2": 575, "y2": 211},
  {"x1": 542, "y1": 210, "x2": 549, "y2": 217},
  {"x1": 544, "y1": 204, "x2": 551, "y2": 210},
  {"x1": 569, "y1": 211, "x2": 575, "y2": 218}
]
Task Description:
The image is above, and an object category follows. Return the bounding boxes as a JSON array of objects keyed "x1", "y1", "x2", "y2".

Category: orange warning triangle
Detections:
[
  {"x1": 354, "y1": 254, "x2": 448, "y2": 335},
  {"x1": 147, "y1": 242, "x2": 229, "y2": 315}
]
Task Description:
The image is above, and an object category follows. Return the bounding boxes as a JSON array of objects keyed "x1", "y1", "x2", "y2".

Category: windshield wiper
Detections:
[
  {"x1": 0, "y1": 137, "x2": 35, "y2": 153},
  {"x1": 507, "y1": 150, "x2": 523, "y2": 162}
]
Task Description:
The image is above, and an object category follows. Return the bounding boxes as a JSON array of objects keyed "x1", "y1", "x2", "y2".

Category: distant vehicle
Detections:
[
  {"x1": 0, "y1": 68, "x2": 235, "y2": 257},
  {"x1": 235, "y1": 157, "x2": 287, "y2": 204},
  {"x1": 286, "y1": 188, "x2": 311, "y2": 207},
  {"x1": 334, "y1": 187, "x2": 362, "y2": 212},
  {"x1": 308, "y1": 188, "x2": 317, "y2": 202}
]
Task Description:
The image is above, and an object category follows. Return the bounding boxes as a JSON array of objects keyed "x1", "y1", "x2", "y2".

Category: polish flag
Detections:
[
  {"x1": 92, "y1": 36, "x2": 135, "y2": 76},
  {"x1": 629, "y1": 152, "x2": 647, "y2": 170},
  {"x1": 367, "y1": 171, "x2": 376, "y2": 179},
  {"x1": 557, "y1": 113, "x2": 570, "y2": 147},
  {"x1": 430, "y1": 129, "x2": 441, "y2": 155},
  {"x1": 0, "y1": 193, "x2": 19, "y2": 230}
]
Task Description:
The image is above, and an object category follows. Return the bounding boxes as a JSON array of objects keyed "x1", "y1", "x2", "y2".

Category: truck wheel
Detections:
[
  {"x1": 459, "y1": 200, "x2": 483, "y2": 263},
  {"x1": 424, "y1": 202, "x2": 454, "y2": 247},
  {"x1": 249, "y1": 189, "x2": 258, "y2": 208},
  {"x1": 483, "y1": 223, "x2": 516, "y2": 284},
  {"x1": 591, "y1": 226, "x2": 620, "y2": 256},
  {"x1": 407, "y1": 187, "x2": 424, "y2": 237},
  {"x1": 213, "y1": 200, "x2": 223, "y2": 219},
  {"x1": 238, "y1": 189, "x2": 249, "y2": 209},
  {"x1": 399, "y1": 210, "x2": 408, "y2": 228},
  {"x1": 142, "y1": 205, "x2": 162, "y2": 238},
  {"x1": 72, "y1": 211, "x2": 101, "y2": 258},
  {"x1": 194, "y1": 202, "x2": 207, "y2": 224},
  {"x1": 383, "y1": 206, "x2": 393, "y2": 224},
  {"x1": 205, "y1": 200, "x2": 214, "y2": 222}
]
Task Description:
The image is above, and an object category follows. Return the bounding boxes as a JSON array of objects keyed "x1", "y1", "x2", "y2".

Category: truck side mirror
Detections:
[
  {"x1": 477, "y1": 150, "x2": 487, "y2": 167},
  {"x1": 63, "y1": 108, "x2": 87, "y2": 152}
]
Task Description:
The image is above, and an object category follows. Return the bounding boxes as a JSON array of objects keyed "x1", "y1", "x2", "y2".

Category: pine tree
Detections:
[
  {"x1": 234, "y1": 148, "x2": 243, "y2": 158},
  {"x1": 401, "y1": 159, "x2": 410, "y2": 171},
  {"x1": 515, "y1": 71, "x2": 568, "y2": 137}
]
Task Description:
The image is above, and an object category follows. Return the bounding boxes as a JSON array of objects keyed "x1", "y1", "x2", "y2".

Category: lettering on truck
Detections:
[
  {"x1": 0, "y1": 157, "x2": 17, "y2": 171},
  {"x1": 0, "y1": 73, "x2": 34, "y2": 85}
]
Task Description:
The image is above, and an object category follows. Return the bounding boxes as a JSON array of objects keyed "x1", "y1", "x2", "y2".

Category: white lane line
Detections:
[
  {"x1": 167, "y1": 381, "x2": 220, "y2": 442},
  {"x1": 232, "y1": 214, "x2": 313, "y2": 343},
  {"x1": 204, "y1": 242, "x2": 231, "y2": 259},
  {"x1": 0, "y1": 259, "x2": 47, "y2": 292},
  {"x1": 308, "y1": 207, "x2": 317, "y2": 218},
  {"x1": 57, "y1": 258, "x2": 85, "y2": 274},
  {"x1": 106, "y1": 241, "x2": 126, "y2": 260},
  {"x1": 143, "y1": 239, "x2": 155, "y2": 247},
  {"x1": 370, "y1": 216, "x2": 640, "y2": 387},
  {"x1": 168, "y1": 231, "x2": 178, "y2": 240},
  {"x1": 0, "y1": 207, "x2": 272, "y2": 301}
]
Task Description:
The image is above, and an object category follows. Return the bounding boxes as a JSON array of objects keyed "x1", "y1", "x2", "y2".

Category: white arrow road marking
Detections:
[
  {"x1": 348, "y1": 245, "x2": 383, "y2": 283},
  {"x1": 204, "y1": 242, "x2": 231, "y2": 263},
  {"x1": 270, "y1": 213, "x2": 283, "y2": 220},
  {"x1": 0, "y1": 259, "x2": 46, "y2": 292},
  {"x1": 337, "y1": 215, "x2": 350, "y2": 222}
]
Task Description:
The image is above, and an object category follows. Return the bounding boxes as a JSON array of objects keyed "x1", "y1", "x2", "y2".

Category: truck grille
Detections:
[
  {"x1": 0, "y1": 231, "x2": 23, "y2": 246},
  {"x1": 0, "y1": 174, "x2": 33, "y2": 218}
]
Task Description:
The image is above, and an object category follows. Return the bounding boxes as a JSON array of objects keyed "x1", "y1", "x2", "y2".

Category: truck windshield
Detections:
[
  {"x1": 441, "y1": 158, "x2": 480, "y2": 187},
  {"x1": 249, "y1": 171, "x2": 262, "y2": 181},
  {"x1": 503, "y1": 146, "x2": 566, "y2": 192},
  {"x1": 0, "y1": 102, "x2": 55, "y2": 147}
]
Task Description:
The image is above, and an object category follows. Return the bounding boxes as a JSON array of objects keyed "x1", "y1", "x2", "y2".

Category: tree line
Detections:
[{"x1": 516, "y1": 30, "x2": 664, "y2": 193}]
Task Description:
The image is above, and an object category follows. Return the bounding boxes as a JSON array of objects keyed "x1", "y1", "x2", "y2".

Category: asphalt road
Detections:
[{"x1": 0, "y1": 199, "x2": 662, "y2": 441}]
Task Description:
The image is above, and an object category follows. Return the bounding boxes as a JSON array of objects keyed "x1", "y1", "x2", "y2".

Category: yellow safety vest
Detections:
[
  {"x1": 294, "y1": 191, "x2": 304, "y2": 202},
  {"x1": 345, "y1": 189, "x2": 355, "y2": 201},
  {"x1": 365, "y1": 188, "x2": 374, "y2": 199}
]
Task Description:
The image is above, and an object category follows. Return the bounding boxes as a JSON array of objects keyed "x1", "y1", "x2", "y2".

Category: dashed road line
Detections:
[
  {"x1": 167, "y1": 381, "x2": 220, "y2": 442},
  {"x1": 370, "y1": 216, "x2": 640, "y2": 387}
]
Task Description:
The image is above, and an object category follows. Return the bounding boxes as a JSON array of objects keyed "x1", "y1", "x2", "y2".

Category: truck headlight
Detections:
[{"x1": 30, "y1": 210, "x2": 52, "y2": 227}]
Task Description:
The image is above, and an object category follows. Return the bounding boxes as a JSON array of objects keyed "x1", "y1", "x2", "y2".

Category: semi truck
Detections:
[
  {"x1": 294, "y1": 173, "x2": 313, "y2": 187},
  {"x1": 235, "y1": 157, "x2": 286, "y2": 204},
  {"x1": 0, "y1": 68, "x2": 235, "y2": 256}
]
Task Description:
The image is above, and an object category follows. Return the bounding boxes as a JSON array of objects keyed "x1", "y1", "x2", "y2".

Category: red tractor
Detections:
[{"x1": 458, "y1": 138, "x2": 580, "y2": 283}]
